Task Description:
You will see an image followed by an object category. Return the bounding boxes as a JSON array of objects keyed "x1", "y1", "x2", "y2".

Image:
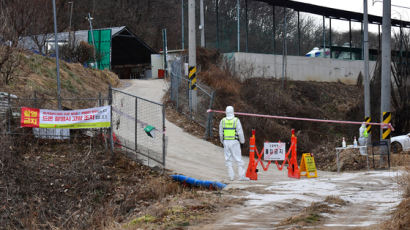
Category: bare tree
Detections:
[
  {"x1": 0, "y1": 0, "x2": 27, "y2": 85},
  {"x1": 391, "y1": 30, "x2": 410, "y2": 134}
]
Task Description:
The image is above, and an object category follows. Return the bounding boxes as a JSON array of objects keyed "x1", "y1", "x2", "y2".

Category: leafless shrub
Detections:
[{"x1": 391, "y1": 30, "x2": 410, "y2": 134}]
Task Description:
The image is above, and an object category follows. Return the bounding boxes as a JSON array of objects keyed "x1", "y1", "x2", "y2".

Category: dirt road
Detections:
[{"x1": 117, "y1": 79, "x2": 403, "y2": 229}]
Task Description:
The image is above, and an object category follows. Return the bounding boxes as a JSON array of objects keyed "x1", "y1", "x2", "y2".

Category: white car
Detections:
[
  {"x1": 391, "y1": 133, "x2": 410, "y2": 153},
  {"x1": 305, "y1": 47, "x2": 330, "y2": 58}
]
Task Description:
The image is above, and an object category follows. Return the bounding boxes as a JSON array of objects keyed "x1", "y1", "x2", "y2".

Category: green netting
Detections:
[{"x1": 88, "y1": 29, "x2": 111, "y2": 70}]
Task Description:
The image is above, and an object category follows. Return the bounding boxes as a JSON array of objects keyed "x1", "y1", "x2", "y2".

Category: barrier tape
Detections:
[{"x1": 207, "y1": 109, "x2": 395, "y2": 131}]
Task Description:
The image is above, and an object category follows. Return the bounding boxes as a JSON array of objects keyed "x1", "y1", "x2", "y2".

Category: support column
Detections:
[
  {"x1": 381, "y1": 0, "x2": 391, "y2": 141},
  {"x1": 349, "y1": 20, "x2": 352, "y2": 60},
  {"x1": 188, "y1": 0, "x2": 197, "y2": 111},
  {"x1": 272, "y1": 5, "x2": 275, "y2": 54},
  {"x1": 282, "y1": 7, "x2": 287, "y2": 88},
  {"x1": 297, "y1": 11, "x2": 300, "y2": 56},
  {"x1": 200, "y1": 0, "x2": 205, "y2": 47},
  {"x1": 52, "y1": 0, "x2": 61, "y2": 109},
  {"x1": 245, "y1": 0, "x2": 249, "y2": 52},
  {"x1": 323, "y1": 16, "x2": 326, "y2": 58},
  {"x1": 181, "y1": 0, "x2": 184, "y2": 49},
  {"x1": 363, "y1": 0, "x2": 371, "y2": 143},
  {"x1": 216, "y1": 0, "x2": 219, "y2": 49},
  {"x1": 329, "y1": 18, "x2": 332, "y2": 58},
  {"x1": 237, "y1": 0, "x2": 240, "y2": 52}
]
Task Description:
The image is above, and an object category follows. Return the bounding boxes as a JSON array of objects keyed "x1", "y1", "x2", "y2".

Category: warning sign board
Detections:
[
  {"x1": 264, "y1": 142, "x2": 286, "y2": 161},
  {"x1": 300, "y1": 153, "x2": 317, "y2": 178}
]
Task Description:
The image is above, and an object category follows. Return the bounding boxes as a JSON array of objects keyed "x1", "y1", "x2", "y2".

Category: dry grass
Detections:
[
  {"x1": 324, "y1": 195, "x2": 349, "y2": 206},
  {"x1": 0, "y1": 51, "x2": 120, "y2": 107},
  {"x1": 383, "y1": 166, "x2": 410, "y2": 230},
  {"x1": 277, "y1": 196, "x2": 347, "y2": 227},
  {"x1": 189, "y1": 48, "x2": 365, "y2": 167},
  {"x1": 0, "y1": 133, "x2": 232, "y2": 229},
  {"x1": 391, "y1": 152, "x2": 410, "y2": 167}
]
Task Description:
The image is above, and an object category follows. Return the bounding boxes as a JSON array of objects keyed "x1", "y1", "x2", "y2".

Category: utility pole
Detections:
[
  {"x1": 86, "y1": 13, "x2": 97, "y2": 69},
  {"x1": 162, "y1": 29, "x2": 168, "y2": 77},
  {"x1": 188, "y1": 0, "x2": 197, "y2": 111},
  {"x1": 200, "y1": 0, "x2": 205, "y2": 47},
  {"x1": 216, "y1": 0, "x2": 219, "y2": 49},
  {"x1": 68, "y1": 1, "x2": 73, "y2": 31},
  {"x1": 52, "y1": 0, "x2": 61, "y2": 110},
  {"x1": 181, "y1": 0, "x2": 184, "y2": 49},
  {"x1": 68, "y1": 1, "x2": 74, "y2": 48},
  {"x1": 237, "y1": 0, "x2": 240, "y2": 52},
  {"x1": 381, "y1": 0, "x2": 391, "y2": 141},
  {"x1": 363, "y1": 0, "x2": 371, "y2": 143},
  {"x1": 323, "y1": 16, "x2": 326, "y2": 58},
  {"x1": 282, "y1": 8, "x2": 287, "y2": 88}
]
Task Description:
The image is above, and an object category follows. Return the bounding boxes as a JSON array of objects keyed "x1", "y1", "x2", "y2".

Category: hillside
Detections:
[
  {"x1": 0, "y1": 52, "x2": 235, "y2": 229},
  {"x1": 171, "y1": 48, "x2": 365, "y2": 171},
  {"x1": 0, "y1": 51, "x2": 120, "y2": 103}
]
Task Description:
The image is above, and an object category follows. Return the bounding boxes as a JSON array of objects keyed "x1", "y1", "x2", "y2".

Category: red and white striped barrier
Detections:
[{"x1": 207, "y1": 109, "x2": 394, "y2": 131}]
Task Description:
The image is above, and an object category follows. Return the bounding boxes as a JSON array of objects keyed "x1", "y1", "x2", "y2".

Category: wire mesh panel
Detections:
[
  {"x1": 111, "y1": 88, "x2": 165, "y2": 168},
  {"x1": 2, "y1": 94, "x2": 108, "y2": 139},
  {"x1": 0, "y1": 93, "x2": 108, "y2": 144},
  {"x1": 170, "y1": 60, "x2": 216, "y2": 139}
]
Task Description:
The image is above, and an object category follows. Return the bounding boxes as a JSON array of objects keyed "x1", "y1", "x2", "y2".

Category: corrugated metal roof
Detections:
[{"x1": 258, "y1": 0, "x2": 410, "y2": 28}]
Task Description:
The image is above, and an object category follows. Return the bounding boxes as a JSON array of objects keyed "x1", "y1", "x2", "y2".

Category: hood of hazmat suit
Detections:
[{"x1": 226, "y1": 106, "x2": 235, "y2": 120}]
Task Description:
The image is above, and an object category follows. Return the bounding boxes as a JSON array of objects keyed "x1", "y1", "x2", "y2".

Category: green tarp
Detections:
[{"x1": 88, "y1": 29, "x2": 111, "y2": 70}]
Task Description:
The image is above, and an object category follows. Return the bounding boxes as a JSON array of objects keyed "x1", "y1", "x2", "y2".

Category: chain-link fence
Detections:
[
  {"x1": 1, "y1": 88, "x2": 166, "y2": 169},
  {"x1": 170, "y1": 59, "x2": 216, "y2": 139},
  {"x1": 110, "y1": 88, "x2": 165, "y2": 168},
  {"x1": 1, "y1": 92, "x2": 109, "y2": 139}
]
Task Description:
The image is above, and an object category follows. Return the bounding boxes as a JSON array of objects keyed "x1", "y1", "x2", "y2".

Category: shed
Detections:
[{"x1": 20, "y1": 26, "x2": 156, "y2": 79}]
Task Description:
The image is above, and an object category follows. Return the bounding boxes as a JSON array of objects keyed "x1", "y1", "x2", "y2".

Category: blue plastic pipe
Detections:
[{"x1": 171, "y1": 175, "x2": 226, "y2": 190}]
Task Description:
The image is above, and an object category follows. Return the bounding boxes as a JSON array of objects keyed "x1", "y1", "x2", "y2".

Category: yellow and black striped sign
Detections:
[
  {"x1": 188, "y1": 66, "x2": 197, "y2": 90},
  {"x1": 365, "y1": 116, "x2": 371, "y2": 134},
  {"x1": 382, "y1": 112, "x2": 391, "y2": 139}
]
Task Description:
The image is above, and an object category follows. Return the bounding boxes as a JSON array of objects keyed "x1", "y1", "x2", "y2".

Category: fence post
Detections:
[
  {"x1": 204, "y1": 91, "x2": 216, "y2": 139},
  {"x1": 188, "y1": 79, "x2": 192, "y2": 119},
  {"x1": 176, "y1": 75, "x2": 179, "y2": 111},
  {"x1": 34, "y1": 91, "x2": 38, "y2": 108},
  {"x1": 7, "y1": 93, "x2": 11, "y2": 134},
  {"x1": 98, "y1": 92, "x2": 102, "y2": 107},
  {"x1": 108, "y1": 85, "x2": 114, "y2": 157},
  {"x1": 135, "y1": 97, "x2": 138, "y2": 152},
  {"x1": 162, "y1": 104, "x2": 166, "y2": 172}
]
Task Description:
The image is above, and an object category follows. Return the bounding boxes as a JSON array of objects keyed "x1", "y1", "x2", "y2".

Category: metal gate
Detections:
[{"x1": 110, "y1": 87, "x2": 165, "y2": 168}]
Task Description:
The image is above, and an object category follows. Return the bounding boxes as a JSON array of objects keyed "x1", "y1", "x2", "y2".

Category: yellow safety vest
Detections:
[{"x1": 223, "y1": 118, "x2": 238, "y2": 140}]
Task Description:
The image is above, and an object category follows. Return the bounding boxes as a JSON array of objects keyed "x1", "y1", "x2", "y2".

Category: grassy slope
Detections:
[
  {"x1": 196, "y1": 48, "x2": 364, "y2": 170},
  {"x1": 1, "y1": 51, "x2": 119, "y2": 103}
]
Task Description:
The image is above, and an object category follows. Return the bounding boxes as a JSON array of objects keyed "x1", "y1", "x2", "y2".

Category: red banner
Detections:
[{"x1": 20, "y1": 107, "x2": 40, "y2": 128}]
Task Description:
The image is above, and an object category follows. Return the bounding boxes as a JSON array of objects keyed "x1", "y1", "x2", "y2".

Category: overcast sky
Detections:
[{"x1": 292, "y1": 0, "x2": 410, "y2": 33}]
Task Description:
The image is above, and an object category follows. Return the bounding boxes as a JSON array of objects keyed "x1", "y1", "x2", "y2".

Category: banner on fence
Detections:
[{"x1": 21, "y1": 106, "x2": 111, "y2": 129}]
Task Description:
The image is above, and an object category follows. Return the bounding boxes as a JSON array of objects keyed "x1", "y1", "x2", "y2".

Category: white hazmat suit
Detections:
[
  {"x1": 358, "y1": 123, "x2": 368, "y2": 155},
  {"x1": 219, "y1": 106, "x2": 247, "y2": 181}
]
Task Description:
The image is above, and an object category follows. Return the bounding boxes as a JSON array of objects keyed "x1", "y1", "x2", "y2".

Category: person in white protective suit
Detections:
[
  {"x1": 219, "y1": 106, "x2": 249, "y2": 181},
  {"x1": 358, "y1": 122, "x2": 369, "y2": 155}
]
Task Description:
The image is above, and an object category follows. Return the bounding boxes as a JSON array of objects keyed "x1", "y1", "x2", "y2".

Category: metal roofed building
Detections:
[{"x1": 20, "y1": 26, "x2": 157, "y2": 79}]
